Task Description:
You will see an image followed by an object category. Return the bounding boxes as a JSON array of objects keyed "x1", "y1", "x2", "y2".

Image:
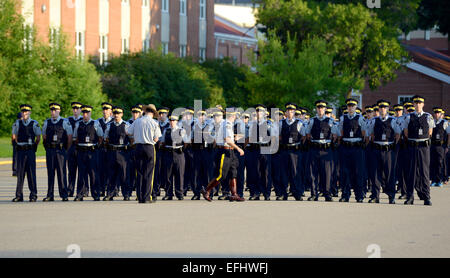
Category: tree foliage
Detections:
[
  {"x1": 0, "y1": 0, "x2": 105, "y2": 135},
  {"x1": 417, "y1": 0, "x2": 450, "y2": 35}
]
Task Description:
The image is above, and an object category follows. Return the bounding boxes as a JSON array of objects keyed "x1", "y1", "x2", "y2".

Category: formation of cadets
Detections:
[{"x1": 10, "y1": 95, "x2": 450, "y2": 205}]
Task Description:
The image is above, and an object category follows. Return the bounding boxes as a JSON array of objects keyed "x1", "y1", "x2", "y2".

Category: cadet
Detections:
[
  {"x1": 73, "y1": 105, "x2": 104, "y2": 201},
  {"x1": 326, "y1": 107, "x2": 340, "y2": 197},
  {"x1": 127, "y1": 105, "x2": 142, "y2": 193},
  {"x1": 103, "y1": 107, "x2": 131, "y2": 201},
  {"x1": 180, "y1": 107, "x2": 196, "y2": 196},
  {"x1": 430, "y1": 107, "x2": 448, "y2": 187},
  {"x1": 393, "y1": 104, "x2": 406, "y2": 196},
  {"x1": 66, "y1": 102, "x2": 83, "y2": 197},
  {"x1": 154, "y1": 107, "x2": 170, "y2": 196},
  {"x1": 11, "y1": 112, "x2": 22, "y2": 177},
  {"x1": 403, "y1": 95, "x2": 435, "y2": 205},
  {"x1": 42, "y1": 103, "x2": 73, "y2": 201},
  {"x1": 339, "y1": 98, "x2": 367, "y2": 203},
  {"x1": 192, "y1": 110, "x2": 214, "y2": 200},
  {"x1": 201, "y1": 108, "x2": 245, "y2": 202},
  {"x1": 97, "y1": 102, "x2": 114, "y2": 197},
  {"x1": 367, "y1": 100, "x2": 401, "y2": 204},
  {"x1": 305, "y1": 100, "x2": 338, "y2": 201},
  {"x1": 270, "y1": 110, "x2": 284, "y2": 199},
  {"x1": 161, "y1": 114, "x2": 187, "y2": 200},
  {"x1": 278, "y1": 103, "x2": 304, "y2": 201},
  {"x1": 126, "y1": 104, "x2": 161, "y2": 203},
  {"x1": 12, "y1": 104, "x2": 41, "y2": 202}
]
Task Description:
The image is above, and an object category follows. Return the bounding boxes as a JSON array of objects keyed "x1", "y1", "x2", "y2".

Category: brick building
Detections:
[{"x1": 18, "y1": 0, "x2": 215, "y2": 63}]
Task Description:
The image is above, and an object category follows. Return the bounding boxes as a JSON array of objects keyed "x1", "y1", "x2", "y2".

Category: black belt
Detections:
[
  {"x1": 46, "y1": 143, "x2": 64, "y2": 150},
  {"x1": 408, "y1": 139, "x2": 430, "y2": 147},
  {"x1": 76, "y1": 145, "x2": 97, "y2": 151},
  {"x1": 373, "y1": 143, "x2": 395, "y2": 151},
  {"x1": 431, "y1": 140, "x2": 445, "y2": 146},
  {"x1": 342, "y1": 141, "x2": 363, "y2": 148},
  {"x1": 310, "y1": 142, "x2": 332, "y2": 150},
  {"x1": 281, "y1": 144, "x2": 300, "y2": 150},
  {"x1": 163, "y1": 146, "x2": 184, "y2": 153},
  {"x1": 107, "y1": 145, "x2": 128, "y2": 151},
  {"x1": 16, "y1": 144, "x2": 34, "y2": 151}
]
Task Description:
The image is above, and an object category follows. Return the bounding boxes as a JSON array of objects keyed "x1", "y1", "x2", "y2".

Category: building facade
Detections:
[{"x1": 18, "y1": 0, "x2": 215, "y2": 63}]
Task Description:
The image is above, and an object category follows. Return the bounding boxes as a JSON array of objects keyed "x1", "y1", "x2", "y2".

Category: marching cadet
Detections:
[
  {"x1": 403, "y1": 95, "x2": 435, "y2": 205},
  {"x1": 66, "y1": 102, "x2": 83, "y2": 197},
  {"x1": 12, "y1": 104, "x2": 41, "y2": 202},
  {"x1": 192, "y1": 110, "x2": 213, "y2": 200},
  {"x1": 247, "y1": 104, "x2": 275, "y2": 200},
  {"x1": 73, "y1": 105, "x2": 104, "y2": 201},
  {"x1": 278, "y1": 103, "x2": 304, "y2": 201},
  {"x1": 201, "y1": 108, "x2": 245, "y2": 202},
  {"x1": 367, "y1": 100, "x2": 401, "y2": 204},
  {"x1": 42, "y1": 103, "x2": 73, "y2": 201},
  {"x1": 11, "y1": 112, "x2": 22, "y2": 177},
  {"x1": 161, "y1": 114, "x2": 187, "y2": 200},
  {"x1": 126, "y1": 104, "x2": 161, "y2": 203},
  {"x1": 154, "y1": 107, "x2": 170, "y2": 197},
  {"x1": 339, "y1": 98, "x2": 367, "y2": 203},
  {"x1": 180, "y1": 107, "x2": 196, "y2": 196},
  {"x1": 127, "y1": 105, "x2": 142, "y2": 193},
  {"x1": 103, "y1": 107, "x2": 131, "y2": 201},
  {"x1": 430, "y1": 107, "x2": 448, "y2": 187},
  {"x1": 97, "y1": 102, "x2": 114, "y2": 197},
  {"x1": 305, "y1": 100, "x2": 339, "y2": 201}
]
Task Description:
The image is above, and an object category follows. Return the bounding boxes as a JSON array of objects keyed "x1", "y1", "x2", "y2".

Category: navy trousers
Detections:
[
  {"x1": 76, "y1": 149, "x2": 100, "y2": 199},
  {"x1": 107, "y1": 150, "x2": 130, "y2": 198},
  {"x1": 340, "y1": 145, "x2": 365, "y2": 200},
  {"x1": 372, "y1": 147, "x2": 397, "y2": 200},
  {"x1": 66, "y1": 145, "x2": 78, "y2": 196},
  {"x1": 135, "y1": 144, "x2": 156, "y2": 202},
  {"x1": 308, "y1": 148, "x2": 332, "y2": 198},
  {"x1": 45, "y1": 148, "x2": 68, "y2": 199},
  {"x1": 406, "y1": 144, "x2": 431, "y2": 201},
  {"x1": 16, "y1": 149, "x2": 37, "y2": 200}
]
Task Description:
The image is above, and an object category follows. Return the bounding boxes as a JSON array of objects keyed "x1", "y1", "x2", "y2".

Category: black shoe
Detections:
[
  {"x1": 294, "y1": 196, "x2": 303, "y2": 201},
  {"x1": 93, "y1": 197, "x2": 100, "y2": 201},
  {"x1": 389, "y1": 198, "x2": 395, "y2": 204},
  {"x1": 43, "y1": 197, "x2": 54, "y2": 202},
  {"x1": 276, "y1": 196, "x2": 286, "y2": 201},
  {"x1": 368, "y1": 198, "x2": 379, "y2": 203},
  {"x1": 162, "y1": 196, "x2": 173, "y2": 200},
  {"x1": 103, "y1": 196, "x2": 113, "y2": 201},
  {"x1": 339, "y1": 197, "x2": 349, "y2": 202},
  {"x1": 314, "y1": 196, "x2": 319, "y2": 201},
  {"x1": 12, "y1": 197, "x2": 23, "y2": 202},
  {"x1": 123, "y1": 196, "x2": 130, "y2": 201},
  {"x1": 177, "y1": 196, "x2": 184, "y2": 200},
  {"x1": 264, "y1": 196, "x2": 270, "y2": 201},
  {"x1": 325, "y1": 196, "x2": 333, "y2": 202},
  {"x1": 249, "y1": 195, "x2": 260, "y2": 200},
  {"x1": 356, "y1": 199, "x2": 364, "y2": 203},
  {"x1": 29, "y1": 198, "x2": 37, "y2": 202},
  {"x1": 332, "y1": 193, "x2": 339, "y2": 198},
  {"x1": 398, "y1": 194, "x2": 406, "y2": 200},
  {"x1": 404, "y1": 199, "x2": 414, "y2": 205},
  {"x1": 301, "y1": 193, "x2": 306, "y2": 197},
  {"x1": 424, "y1": 200, "x2": 432, "y2": 206},
  {"x1": 12, "y1": 172, "x2": 17, "y2": 177},
  {"x1": 74, "y1": 197, "x2": 83, "y2": 201},
  {"x1": 307, "y1": 196, "x2": 314, "y2": 201},
  {"x1": 62, "y1": 198, "x2": 69, "y2": 202},
  {"x1": 100, "y1": 192, "x2": 105, "y2": 197},
  {"x1": 191, "y1": 195, "x2": 200, "y2": 200}
]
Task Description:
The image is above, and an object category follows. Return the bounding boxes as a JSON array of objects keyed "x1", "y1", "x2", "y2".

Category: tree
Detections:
[
  {"x1": 245, "y1": 33, "x2": 358, "y2": 111},
  {"x1": 255, "y1": 0, "x2": 408, "y2": 92},
  {"x1": 417, "y1": 0, "x2": 450, "y2": 35},
  {"x1": 0, "y1": 0, "x2": 105, "y2": 135}
]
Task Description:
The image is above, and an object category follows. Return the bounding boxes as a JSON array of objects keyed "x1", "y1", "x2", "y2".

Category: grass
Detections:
[{"x1": 0, "y1": 137, "x2": 46, "y2": 158}]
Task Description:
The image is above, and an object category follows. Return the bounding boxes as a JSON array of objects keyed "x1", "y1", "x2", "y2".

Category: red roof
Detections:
[
  {"x1": 215, "y1": 19, "x2": 252, "y2": 38},
  {"x1": 405, "y1": 44, "x2": 450, "y2": 76}
]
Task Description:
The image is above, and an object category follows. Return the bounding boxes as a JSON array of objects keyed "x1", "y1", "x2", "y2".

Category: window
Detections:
[
  {"x1": 162, "y1": 0, "x2": 168, "y2": 12},
  {"x1": 142, "y1": 39, "x2": 150, "y2": 52},
  {"x1": 142, "y1": 0, "x2": 149, "y2": 7},
  {"x1": 179, "y1": 44, "x2": 187, "y2": 58},
  {"x1": 121, "y1": 38, "x2": 129, "y2": 54},
  {"x1": 99, "y1": 35, "x2": 108, "y2": 65},
  {"x1": 398, "y1": 95, "x2": 414, "y2": 105},
  {"x1": 75, "y1": 31, "x2": 85, "y2": 58},
  {"x1": 180, "y1": 0, "x2": 186, "y2": 16},
  {"x1": 199, "y1": 48, "x2": 206, "y2": 62},
  {"x1": 162, "y1": 42, "x2": 169, "y2": 55},
  {"x1": 199, "y1": 0, "x2": 206, "y2": 20}
]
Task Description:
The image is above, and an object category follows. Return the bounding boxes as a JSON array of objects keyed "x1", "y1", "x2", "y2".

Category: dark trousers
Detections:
[
  {"x1": 271, "y1": 152, "x2": 282, "y2": 197},
  {"x1": 330, "y1": 148, "x2": 339, "y2": 195},
  {"x1": 76, "y1": 149, "x2": 99, "y2": 199},
  {"x1": 430, "y1": 145, "x2": 446, "y2": 184},
  {"x1": 406, "y1": 145, "x2": 431, "y2": 201},
  {"x1": 246, "y1": 149, "x2": 259, "y2": 196},
  {"x1": 153, "y1": 146, "x2": 162, "y2": 195},
  {"x1": 236, "y1": 150, "x2": 245, "y2": 197},
  {"x1": 12, "y1": 141, "x2": 17, "y2": 175},
  {"x1": 97, "y1": 147, "x2": 110, "y2": 195},
  {"x1": 162, "y1": 149, "x2": 185, "y2": 198},
  {"x1": 372, "y1": 147, "x2": 397, "y2": 199},
  {"x1": 45, "y1": 148, "x2": 68, "y2": 198},
  {"x1": 66, "y1": 145, "x2": 78, "y2": 196},
  {"x1": 135, "y1": 144, "x2": 156, "y2": 202},
  {"x1": 107, "y1": 150, "x2": 130, "y2": 197},
  {"x1": 340, "y1": 145, "x2": 365, "y2": 200},
  {"x1": 300, "y1": 150, "x2": 309, "y2": 191},
  {"x1": 127, "y1": 148, "x2": 137, "y2": 192},
  {"x1": 256, "y1": 153, "x2": 271, "y2": 198},
  {"x1": 366, "y1": 145, "x2": 376, "y2": 193},
  {"x1": 308, "y1": 148, "x2": 332, "y2": 198},
  {"x1": 193, "y1": 148, "x2": 213, "y2": 196},
  {"x1": 183, "y1": 147, "x2": 194, "y2": 194},
  {"x1": 280, "y1": 149, "x2": 303, "y2": 198},
  {"x1": 396, "y1": 145, "x2": 409, "y2": 196},
  {"x1": 16, "y1": 149, "x2": 37, "y2": 200}
]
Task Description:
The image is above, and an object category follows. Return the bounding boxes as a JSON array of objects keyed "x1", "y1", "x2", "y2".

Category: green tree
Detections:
[
  {"x1": 0, "y1": 0, "x2": 105, "y2": 135},
  {"x1": 417, "y1": 0, "x2": 450, "y2": 35},
  {"x1": 255, "y1": 0, "x2": 408, "y2": 92},
  {"x1": 245, "y1": 33, "x2": 358, "y2": 111}
]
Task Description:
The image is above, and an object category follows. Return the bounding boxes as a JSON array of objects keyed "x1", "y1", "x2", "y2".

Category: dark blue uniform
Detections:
[
  {"x1": 430, "y1": 119, "x2": 447, "y2": 185},
  {"x1": 192, "y1": 121, "x2": 214, "y2": 199},
  {"x1": 67, "y1": 116, "x2": 82, "y2": 196},
  {"x1": 97, "y1": 117, "x2": 113, "y2": 196},
  {"x1": 161, "y1": 127, "x2": 185, "y2": 199}
]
